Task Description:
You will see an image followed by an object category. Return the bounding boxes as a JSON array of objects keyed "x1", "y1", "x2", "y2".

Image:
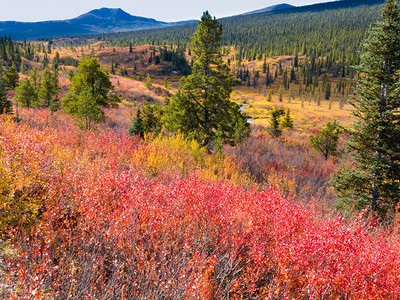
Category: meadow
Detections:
[{"x1": 2, "y1": 39, "x2": 398, "y2": 298}]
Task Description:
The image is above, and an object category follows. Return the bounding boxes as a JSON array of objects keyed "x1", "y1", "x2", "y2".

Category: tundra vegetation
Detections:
[{"x1": 1, "y1": 1, "x2": 400, "y2": 298}]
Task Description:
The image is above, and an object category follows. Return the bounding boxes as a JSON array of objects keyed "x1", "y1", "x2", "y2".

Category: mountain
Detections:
[
  {"x1": 0, "y1": 1, "x2": 385, "y2": 41},
  {"x1": 93, "y1": 0, "x2": 384, "y2": 77},
  {"x1": 240, "y1": 3, "x2": 295, "y2": 15},
  {"x1": 0, "y1": 8, "x2": 168, "y2": 40}
]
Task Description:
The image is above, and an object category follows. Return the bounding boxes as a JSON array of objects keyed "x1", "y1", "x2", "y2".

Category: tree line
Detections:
[{"x1": 89, "y1": 0, "x2": 384, "y2": 73}]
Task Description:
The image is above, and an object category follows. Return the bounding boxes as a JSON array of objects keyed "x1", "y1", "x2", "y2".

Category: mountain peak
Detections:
[
  {"x1": 76, "y1": 8, "x2": 138, "y2": 21},
  {"x1": 241, "y1": 3, "x2": 295, "y2": 16},
  {"x1": 0, "y1": 7, "x2": 166, "y2": 40}
]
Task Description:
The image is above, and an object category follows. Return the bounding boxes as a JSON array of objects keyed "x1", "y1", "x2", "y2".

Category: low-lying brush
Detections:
[{"x1": 1, "y1": 110, "x2": 400, "y2": 299}]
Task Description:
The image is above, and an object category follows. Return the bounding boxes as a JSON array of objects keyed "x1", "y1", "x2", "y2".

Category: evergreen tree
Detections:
[
  {"x1": 20, "y1": 60, "x2": 26, "y2": 75},
  {"x1": 142, "y1": 103, "x2": 163, "y2": 135},
  {"x1": 333, "y1": 0, "x2": 400, "y2": 217},
  {"x1": 145, "y1": 74, "x2": 153, "y2": 89},
  {"x1": 294, "y1": 53, "x2": 299, "y2": 68},
  {"x1": 281, "y1": 109, "x2": 294, "y2": 129},
  {"x1": 262, "y1": 57, "x2": 267, "y2": 73},
  {"x1": 165, "y1": 11, "x2": 250, "y2": 149},
  {"x1": 15, "y1": 78, "x2": 37, "y2": 108},
  {"x1": 4, "y1": 62, "x2": 19, "y2": 91},
  {"x1": 62, "y1": 58, "x2": 119, "y2": 129},
  {"x1": 69, "y1": 87, "x2": 103, "y2": 130},
  {"x1": 29, "y1": 66, "x2": 40, "y2": 90},
  {"x1": 67, "y1": 70, "x2": 75, "y2": 81},
  {"x1": 38, "y1": 68, "x2": 60, "y2": 111},
  {"x1": 290, "y1": 67, "x2": 296, "y2": 82},
  {"x1": 0, "y1": 79, "x2": 12, "y2": 115},
  {"x1": 164, "y1": 76, "x2": 169, "y2": 89},
  {"x1": 310, "y1": 121, "x2": 341, "y2": 160},
  {"x1": 269, "y1": 107, "x2": 284, "y2": 137},
  {"x1": 324, "y1": 83, "x2": 331, "y2": 100},
  {"x1": 129, "y1": 109, "x2": 144, "y2": 138}
]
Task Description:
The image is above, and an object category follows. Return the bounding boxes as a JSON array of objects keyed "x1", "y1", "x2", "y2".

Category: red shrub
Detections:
[{"x1": 2, "y1": 110, "x2": 400, "y2": 299}]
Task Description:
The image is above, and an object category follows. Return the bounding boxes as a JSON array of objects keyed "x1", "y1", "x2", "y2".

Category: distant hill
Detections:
[
  {"x1": 0, "y1": 1, "x2": 386, "y2": 41},
  {"x1": 92, "y1": 0, "x2": 385, "y2": 76},
  {"x1": 240, "y1": 3, "x2": 295, "y2": 15},
  {"x1": 0, "y1": 8, "x2": 169, "y2": 40}
]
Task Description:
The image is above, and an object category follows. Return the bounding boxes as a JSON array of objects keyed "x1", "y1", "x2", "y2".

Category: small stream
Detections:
[{"x1": 239, "y1": 104, "x2": 255, "y2": 124}]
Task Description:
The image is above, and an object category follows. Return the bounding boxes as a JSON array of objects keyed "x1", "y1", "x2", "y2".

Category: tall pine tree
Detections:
[
  {"x1": 333, "y1": 0, "x2": 400, "y2": 218},
  {"x1": 165, "y1": 11, "x2": 250, "y2": 149}
]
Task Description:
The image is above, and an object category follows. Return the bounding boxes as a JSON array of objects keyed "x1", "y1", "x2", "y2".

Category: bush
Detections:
[{"x1": 2, "y1": 109, "x2": 400, "y2": 299}]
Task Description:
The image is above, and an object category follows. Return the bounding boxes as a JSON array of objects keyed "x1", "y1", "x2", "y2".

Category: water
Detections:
[{"x1": 239, "y1": 104, "x2": 254, "y2": 124}]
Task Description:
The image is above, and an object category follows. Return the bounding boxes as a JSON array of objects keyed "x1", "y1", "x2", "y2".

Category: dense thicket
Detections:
[{"x1": 92, "y1": 0, "x2": 384, "y2": 67}]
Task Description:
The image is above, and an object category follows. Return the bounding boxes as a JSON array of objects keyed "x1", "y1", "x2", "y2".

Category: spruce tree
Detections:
[
  {"x1": 281, "y1": 109, "x2": 294, "y2": 129},
  {"x1": 15, "y1": 78, "x2": 38, "y2": 108},
  {"x1": 0, "y1": 79, "x2": 12, "y2": 115},
  {"x1": 141, "y1": 103, "x2": 163, "y2": 135},
  {"x1": 38, "y1": 68, "x2": 60, "y2": 111},
  {"x1": 333, "y1": 0, "x2": 400, "y2": 217},
  {"x1": 4, "y1": 62, "x2": 19, "y2": 91},
  {"x1": 62, "y1": 58, "x2": 119, "y2": 129},
  {"x1": 269, "y1": 107, "x2": 284, "y2": 137},
  {"x1": 262, "y1": 58, "x2": 267, "y2": 73},
  {"x1": 310, "y1": 121, "x2": 341, "y2": 160},
  {"x1": 129, "y1": 109, "x2": 144, "y2": 138},
  {"x1": 165, "y1": 11, "x2": 250, "y2": 149}
]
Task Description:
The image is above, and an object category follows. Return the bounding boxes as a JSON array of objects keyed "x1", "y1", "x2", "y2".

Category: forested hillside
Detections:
[{"x1": 93, "y1": 0, "x2": 384, "y2": 67}]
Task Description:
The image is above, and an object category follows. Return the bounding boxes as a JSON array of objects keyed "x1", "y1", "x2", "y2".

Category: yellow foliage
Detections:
[
  {"x1": 0, "y1": 117, "x2": 44, "y2": 232},
  {"x1": 131, "y1": 132, "x2": 252, "y2": 187}
]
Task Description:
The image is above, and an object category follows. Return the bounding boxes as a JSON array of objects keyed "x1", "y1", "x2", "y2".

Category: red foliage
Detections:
[{"x1": 2, "y1": 111, "x2": 400, "y2": 299}]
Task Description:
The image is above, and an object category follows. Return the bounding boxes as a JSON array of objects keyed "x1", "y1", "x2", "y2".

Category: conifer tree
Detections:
[
  {"x1": 269, "y1": 107, "x2": 284, "y2": 137},
  {"x1": 165, "y1": 11, "x2": 250, "y2": 149},
  {"x1": 20, "y1": 60, "x2": 26, "y2": 75},
  {"x1": 129, "y1": 109, "x2": 144, "y2": 138},
  {"x1": 310, "y1": 121, "x2": 341, "y2": 160},
  {"x1": 141, "y1": 103, "x2": 163, "y2": 135},
  {"x1": 164, "y1": 76, "x2": 169, "y2": 89},
  {"x1": 4, "y1": 62, "x2": 19, "y2": 91},
  {"x1": 324, "y1": 83, "x2": 331, "y2": 100},
  {"x1": 62, "y1": 58, "x2": 119, "y2": 129},
  {"x1": 333, "y1": 0, "x2": 400, "y2": 217},
  {"x1": 262, "y1": 57, "x2": 267, "y2": 73},
  {"x1": 0, "y1": 79, "x2": 12, "y2": 115},
  {"x1": 15, "y1": 78, "x2": 37, "y2": 108},
  {"x1": 294, "y1": 53, "x2": 299, "y2": 68},
  {"x1": 38, "y1": 68, "x2": 60, "y2": 111},
  {"x1": 145, "y1": 74, "x2": 153, "y2": 89},
  {"x1": 29, "y1": 66, "x2": 40, "y2": 90},
  {"x1": 281, "y1": 109, "x2": 294, "y2": 129}
]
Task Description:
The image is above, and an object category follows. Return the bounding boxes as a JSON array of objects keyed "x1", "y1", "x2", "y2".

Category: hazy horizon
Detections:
[{"x1": 1, "y1": 0, "x2": 333, "y2": 22}]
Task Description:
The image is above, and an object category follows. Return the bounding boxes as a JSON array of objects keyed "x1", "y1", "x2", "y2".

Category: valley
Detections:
[{"x1": 1, "y1": 0, "x2": 400, "y2": 298}]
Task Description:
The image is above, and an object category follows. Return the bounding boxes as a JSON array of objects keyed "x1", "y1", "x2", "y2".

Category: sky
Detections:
[{"x1": 0, "y1": 0, "x2": 333, "y2": 22}]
